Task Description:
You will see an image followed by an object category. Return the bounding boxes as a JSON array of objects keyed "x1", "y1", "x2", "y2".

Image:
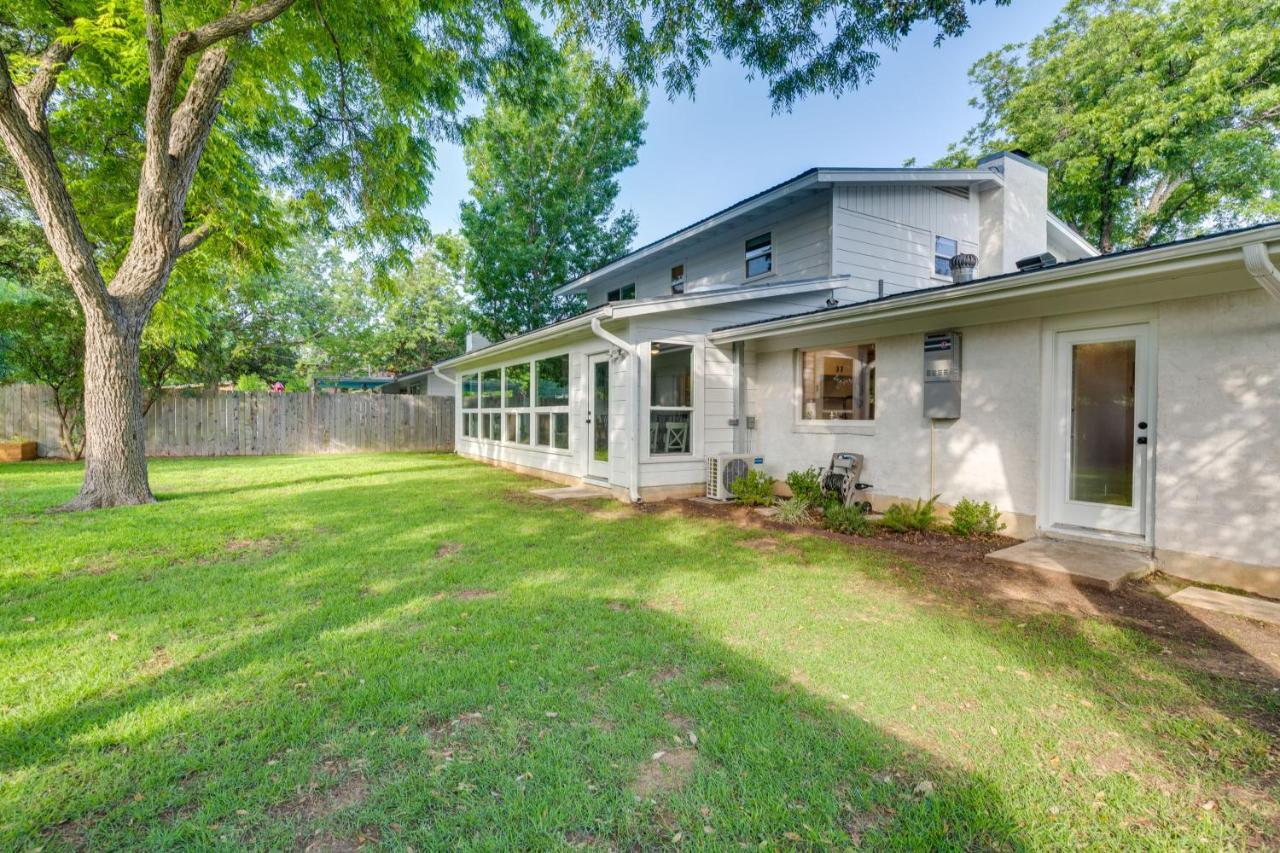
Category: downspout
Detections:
[
  {"x1": 1243, "y1": 242, "x2": 1280, "y2": 301},
  {"x1": 430, "y1": 365, "x2": 457, "y2": 388},
  {"x1": 590, "y1": 312, "x2": 642, "y2": 503}
]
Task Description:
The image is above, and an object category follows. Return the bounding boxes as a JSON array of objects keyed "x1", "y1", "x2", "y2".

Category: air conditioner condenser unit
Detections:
[{"x1": 706, "y1": 453, "x2": 766, "y2": 501}]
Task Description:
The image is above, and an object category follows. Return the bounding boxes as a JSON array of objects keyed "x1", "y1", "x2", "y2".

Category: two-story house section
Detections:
[{"x1": 435, "y1": 151, "x2": 1280, "y2": 599}]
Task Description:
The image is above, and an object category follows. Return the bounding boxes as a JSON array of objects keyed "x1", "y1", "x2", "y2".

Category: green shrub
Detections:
[
  {"x1": 823, "y1": 501, "x2": 873, "y2": 536},
  {"x1": 879, "y1": 495, "x2": 940, "y2": 533},
  {"x1": 785, "y1": 466, "x2": 825, "y2": 507},
  {"x1": 775, "y1": 497, "x2": 813, "y2": 525},
  {"x1": 235, "y1": 373, "x2": 270, "y2": 392},
  {"x1": 948, "y1": 497, "x2": 1006, "y2": 537},
  {"x1": 729, "y1": 470, "x2": 776, "y2": 506}
]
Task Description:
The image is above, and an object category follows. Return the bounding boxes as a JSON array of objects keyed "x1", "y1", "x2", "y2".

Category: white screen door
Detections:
[
  {"x1": 1048, "y1": 324, "x2": 1152, "y2": 536},
  {"x1": 587, "y1": 353, "x2": 610, "y2": 480}
]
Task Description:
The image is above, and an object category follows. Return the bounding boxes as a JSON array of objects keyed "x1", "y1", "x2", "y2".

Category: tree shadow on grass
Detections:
[{"x1": 4, "y1": 589, "x2": 1027, "y2": 850}]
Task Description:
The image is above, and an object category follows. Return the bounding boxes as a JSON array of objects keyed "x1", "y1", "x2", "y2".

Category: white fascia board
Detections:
[
  {"x1": 709, "y1": 228, "x2": 1280, "y2": 343},
  {"x1": 611, "y1": 276, "x2": 848, "y2": 319},
  {"x1": 1047, "y1": 213, "x2": 1100, "y2": 257},
  {"x1": 433, "y1": 308, "x2": 610, "y2": 369}
]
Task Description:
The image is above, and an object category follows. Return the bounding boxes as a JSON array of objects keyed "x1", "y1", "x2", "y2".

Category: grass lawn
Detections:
[{"x1": 2, "y1": 454, "x2": 1277, "y2": 850}]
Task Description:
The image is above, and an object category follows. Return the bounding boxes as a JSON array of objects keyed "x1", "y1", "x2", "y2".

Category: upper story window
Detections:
[
  {"x1": 934, "y1": 236, "x2": 958, "y2": 277},
  {"x1": 607, "y1": 283, "x2": 636, "y2": 302},
  {"x1": 800, "y1": 344, "x2": 875, "y2": 422},
  {"x1": 745, "y1": 233, "x2": 772, "y2": 278},
  {"x1": 670, "y1": 265, "x2": 685, "y2": 294}
]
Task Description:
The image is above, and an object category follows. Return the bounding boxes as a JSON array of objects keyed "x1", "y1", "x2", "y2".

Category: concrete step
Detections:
[
  {"x1": 531, "y1": 485, "x2": 613, "y2": 501},
  {"x1": 1169, "y1": 586, "x2": 1280, "y2": 627},
  {"x1": 986, "y1": 538, "x2": 1154, "y2": 592}
]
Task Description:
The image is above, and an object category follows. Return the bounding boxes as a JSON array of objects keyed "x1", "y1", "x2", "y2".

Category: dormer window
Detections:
[
  {"x1": 745, "y1": 233, "x2": 772, "y2": 278},
  {"x1": 670, "y1": 264, "x2": 685, "y2": 294},
  {"x1": 934, "y1": 236, "x2": 958, "y2": 277},
  {"x1": 607, "y1": 283, "x2": 636, "y2": 302}
]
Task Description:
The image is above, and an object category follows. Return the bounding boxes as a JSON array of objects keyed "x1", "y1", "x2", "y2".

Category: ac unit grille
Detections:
[{"x1": 706, "y1": 454, "x2": 765, "y2": 500}]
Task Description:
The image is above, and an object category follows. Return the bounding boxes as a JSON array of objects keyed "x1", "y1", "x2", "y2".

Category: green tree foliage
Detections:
[
  {"x1": 461, "y1": 48, "x2": 645, "y2": 340},
  {"x1": 940, "y1": 0, "x2": 1280, "y2": 252}
]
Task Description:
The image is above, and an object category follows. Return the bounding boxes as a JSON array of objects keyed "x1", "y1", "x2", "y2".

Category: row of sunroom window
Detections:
[{"x1": 460, "y1": 354, "x2": 572, "y2": 450}]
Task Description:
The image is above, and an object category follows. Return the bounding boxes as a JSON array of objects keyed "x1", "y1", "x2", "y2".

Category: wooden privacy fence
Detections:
[{"x1": 0, "y1": 384, "x2": 454, "y2": 458}]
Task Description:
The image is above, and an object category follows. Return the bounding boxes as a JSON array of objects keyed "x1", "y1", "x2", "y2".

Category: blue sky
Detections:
[{"x1": 423, "y1": 2, "x2": 1065, "y2": 247}]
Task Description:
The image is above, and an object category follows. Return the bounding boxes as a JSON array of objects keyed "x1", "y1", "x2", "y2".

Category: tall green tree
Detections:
[
  {"x1": 940, "y1": 0, "x2": 1280, "y2": 252},
  {"x1": 1, "y1": 0, "x2": 1001, "y2": 509},
  {"x1": 461, "y1": 49, "x2": 644, "y2": 340}
]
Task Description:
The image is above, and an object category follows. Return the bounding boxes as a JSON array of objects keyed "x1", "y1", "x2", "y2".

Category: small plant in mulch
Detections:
[
  {"x1": 784, "y1": 466, "x2": 825, "y2": 507},
  {"x1": 775, "y1": 497, "x2": 813, "y2": 525},
  {"x1": 729, "y1": 470, "x2": 775, "y2": 507},
  {"x1": 822, "y1": 501, "x2": 874, "y2": 536},
  {"x1": 878, "y1": 496, "x2": 941, "y2": 533},
  {"x1": 947, "y1": 497, "x2": 1006, "y2": 537}
]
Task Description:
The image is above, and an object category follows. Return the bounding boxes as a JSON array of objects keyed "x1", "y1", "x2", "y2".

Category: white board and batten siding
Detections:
[
  {"x1": 832, "y1": 184, "x2": 979, "y2": 302},
  {"x1": 585, "y1": 193, "x2": 833, "y2": 306}
]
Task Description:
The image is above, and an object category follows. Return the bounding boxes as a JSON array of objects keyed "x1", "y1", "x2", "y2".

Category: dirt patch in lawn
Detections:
[
  {"x1": 270, "y1": 759, "x2": 368, "y2": 824},
  {"x1": 434, "y1": 541, "x2": 463, "y2": 558},
  {"x1": 665, "y1": 499, "x2": 1280, "y2": 697},
  {"x1": 651, "y1": 665, "x2": 682, "y2": 685},
  {"x1": 630, "y1": 747, "x2": 697, "y2": 800},
  {"x1": 140, "y1": 645, "x2": 176, "y2": 676},
  {"x1": 450, "y1": 588, "x2": 497, "y2": 601}
]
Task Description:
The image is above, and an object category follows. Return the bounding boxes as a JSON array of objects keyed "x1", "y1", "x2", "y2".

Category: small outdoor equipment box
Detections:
[{"x1": 923, "y1": 331, "x2": 961, "y2": 419}]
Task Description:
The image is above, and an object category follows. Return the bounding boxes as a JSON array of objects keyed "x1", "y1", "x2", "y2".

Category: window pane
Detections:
[
  {"x1": 518, "y1": 412, "x2": 531, "y2": 444},
  {"x1": 622, "y1": 283, "x2": 635, "y2": 299},
  {"x1": 935, "y1": 236, "x2": 958, "y2": 256},
  {"x1": 488, "y1": 412, "x2": 502, "y2": 440},
  {"x1": 1070, "y1": 340, "x2": 1135, "y2": 506},
  {"x1": 462, "y1": 412, "x2": 472, "y2": 436},
  {"x1": 650, "y1": 343, "x2": 692, "y2": 408},
  {"x1": 481, "y1": 369, "x2": 502, "y2": 408},
  {"x1": 480, "y1": 412, "x2": 490, "y2": 438},
  {"x1": 553, "y1": 412, "x2": 569, "y2": 450},
  {"x1": 461, "y1": 374, "x2": 478, "y2": 409},
  {"x1": 802, "y1": 344, "x2": 875, "y2": 420},
  {"x1": 536, "y1": 355, "x2": 569, "y2": 406},
  {"x1": 746, "y1": 233, "x2": 771, "y2": 253},
  {"x1": 650, "y1": 411, "x2": 691, "y2": 455},
  {"x1": 934, "y1": 255, "x2": 952, "y2": 276},
  {"x1": 746, "y1": 255, "x2": 771, "y2": 277},
  {"x1": 468, "y1": 413, "x2": 478, "y2": 437},
  {"x1": 607, "y1": 288, "x2": 620, "y2": 301},
  {"x1": 504, "y1": 363, "x2": 530, "y2": 407},
  {"x1": 536, "y1": 413, "x2": 551, "y2": 447},
  {"x1": 670, "y1": 265, "x2": 684, "y2": 284},
  {"x1": 504, "y1": 412, "x2": 516, "y2": 442}
]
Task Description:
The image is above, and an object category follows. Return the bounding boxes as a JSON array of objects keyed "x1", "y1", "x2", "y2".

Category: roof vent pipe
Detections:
[{"x1": 949, "y1": 253, "x2": 978, "y2": 283}]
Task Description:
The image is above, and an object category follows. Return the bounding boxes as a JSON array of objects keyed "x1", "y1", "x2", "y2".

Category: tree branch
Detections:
[
  {"x1": 176, "y1": 221, "x2": 217, "y2": 256},
  {"x1": 0, "y1": 54, "x2": 110, "y2": 317},
  {"x1": 17, "y1": 38, "x2": 77, "y2": 134},
  {"x1": 183, "y1": 0, "x2": 299, "y2": 56}
]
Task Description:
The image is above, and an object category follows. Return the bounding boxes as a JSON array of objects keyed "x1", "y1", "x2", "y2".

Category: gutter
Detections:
[
  {"x1": 1243, "y1": 242, "x2": 1280, "y2": 301},
  {"x1": 589, "y1": 312, "x2": 642, "y2": 504},
  {"x1": 430, "y1": 365, "x2": 457, "y2": 388}
]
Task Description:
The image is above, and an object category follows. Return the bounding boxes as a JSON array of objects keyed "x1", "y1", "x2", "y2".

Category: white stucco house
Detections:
[{"x1": 434, "y1": 152, "x2": 1280, "y2": 598}]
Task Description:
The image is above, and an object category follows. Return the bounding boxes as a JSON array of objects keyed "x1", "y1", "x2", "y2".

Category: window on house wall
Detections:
[
  {"x1": 800, "y1": 344, "x2": 876, "y2": 421},
  {"x1": 934, "y1": 236, "x2": 958, "y2": 277},
  {"x1": 745, "y1": 233, "x2": 772, "y2": 278},
  {"x1": 649, "y1": 343, "x2": 693, "y2": 455},
  {"x1": 670, "y1": 265, "x2": 685, "y2": 294},
  {"x1": 503, "y1": 363, "x2": 531, "y2": 444},
  {"x1": 606, "y1": 283, "x2": 636, "y2": 302},
  {"x1": 534, "y1": 354, "x2": 570, "y2": 450},
  {"x1": 480, "y1": 369, "x2": 502, "y2": 408},
  {"x1": 461, "y1": 374, "x2": 478, "y2": 409}
]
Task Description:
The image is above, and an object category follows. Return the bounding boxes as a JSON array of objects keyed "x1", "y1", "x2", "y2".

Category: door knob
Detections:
[
  {"x1": 1138, "y1": 421, "x2": 1148, "y2": 430},
  {"x1": 1136, "y1": 436, "x2": 1148, "y2": 445}
]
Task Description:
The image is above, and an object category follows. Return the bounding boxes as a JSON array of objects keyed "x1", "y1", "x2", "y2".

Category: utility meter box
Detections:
[{"x1": 923, "y1": 332, "x2": 961, "y2": 419}]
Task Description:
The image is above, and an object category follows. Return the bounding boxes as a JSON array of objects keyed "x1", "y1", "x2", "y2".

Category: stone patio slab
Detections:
[
  {"x1": 985, "y1": 538, "x2": 1154, "y2": 592},
  {"x1": 531, "y1": 485, "x2": 613, "y2": 501},
  {"x1": 1169, "y1": 586, "x2": 1280, "y2": 627}
]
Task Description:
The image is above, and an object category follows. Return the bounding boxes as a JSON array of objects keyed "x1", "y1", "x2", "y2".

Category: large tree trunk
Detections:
[{"x1": 60, "y1": 305, "x2": 155, "y2": 509}]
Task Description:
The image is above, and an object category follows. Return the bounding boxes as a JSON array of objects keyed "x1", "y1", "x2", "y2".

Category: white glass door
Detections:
[
  {"x1": 587, "y1": 354, "x2": 610, "y2": 480},
  {"x1": 1048, "y1": 324, "x2": 1152, "y2": 536}
]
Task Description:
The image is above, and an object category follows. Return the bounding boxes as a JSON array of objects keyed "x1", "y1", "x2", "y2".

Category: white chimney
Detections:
[
  {"x1": 976, "y1": 151, "x2": 1049, "y2": 275},
  {"x1": 465, "y1": 329, "x2": 491, "y2": 352}
]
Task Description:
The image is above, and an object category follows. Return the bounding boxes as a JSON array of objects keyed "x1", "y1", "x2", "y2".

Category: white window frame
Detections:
[
  {"x1": 645, "y1": 341, "x2": 697, "y2": 460},
  {"x1": 502, "y1": 362, "x2": 532, "y2": 445},
  {"x1": 670, "y1": 264, "x2": 686, "y2": 294},
  {"x1": 533, "y1": 354, "x2": 572, "y2": 454},
  {"x1": 606, "y1": 283, "x2": 636, "y2": 302},
  {"x1": 744, "y1": 231, "x2": 774, "y2": 281},
  {"x1": 933, "y1": 234, "x2": 959, "y2": 281},
  {"x1": 478, "y1": 368, "x2": 503, "y2": 442},
  {"x1": 793, "y1": 343, "x2": 876, "y2": 435},
  {"x1": 460, "y1": 373, "x2": 479, "y2": 441}
]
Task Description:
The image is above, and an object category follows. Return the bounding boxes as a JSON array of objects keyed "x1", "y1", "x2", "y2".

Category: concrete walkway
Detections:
[
  {"x1": 1169, "y1": 587, "x2": 1280, "y2": 627},
  {"x1": 986, "y1": 538, "x2": 1154, "y2": 591}
]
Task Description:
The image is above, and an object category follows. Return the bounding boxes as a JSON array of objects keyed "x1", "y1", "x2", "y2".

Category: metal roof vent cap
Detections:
[
  {"x1": 949, "y1": 253, "x2": 979, "y2": 283},
  {"x1": 1015, "y1": 252, "x2": 1058, "y2": 272}
]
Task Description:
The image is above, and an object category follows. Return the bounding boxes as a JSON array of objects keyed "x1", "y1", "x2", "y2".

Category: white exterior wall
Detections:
[
  {"x1": 749, "y1": 319, "x2": 1043, "y2": 528},
  {"x1": 1153, "y1": 289, "x2": 1280, "y2": 572},
  {"x1": 585, "y1": 193, "x2": 832, "y2": 307},
  {"x1": 831, "y1": 184, "x2": 981, "y2": 302}
]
